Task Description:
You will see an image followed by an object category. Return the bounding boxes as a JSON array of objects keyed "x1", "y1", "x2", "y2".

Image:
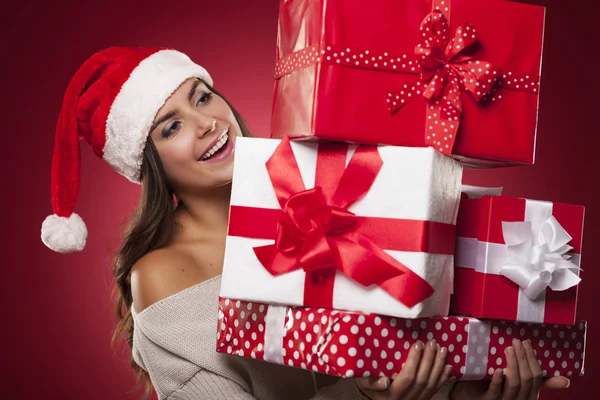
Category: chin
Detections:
[{"x1": 204, "y1": 173, "x2": 234, "y2": 191}]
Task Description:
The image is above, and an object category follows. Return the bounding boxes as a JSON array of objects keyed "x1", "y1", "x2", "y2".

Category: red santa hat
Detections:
[{"x1": 41, "y1": 47, "x2": 212, "y2": 253}]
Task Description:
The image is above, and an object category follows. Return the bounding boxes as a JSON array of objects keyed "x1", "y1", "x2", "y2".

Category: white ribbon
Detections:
[
  {"x1": 263, "y1": 305, "x2": 288, "y2": 364},
  {"x1": 460, "y1": 184, "x2": 503, "y2": 198},
  {"x1": 462, "y1": 319, "x2": 492, "y2": 380},
  {"x1": 500, "y1": 215, "x2": 581, "y2": 300}
]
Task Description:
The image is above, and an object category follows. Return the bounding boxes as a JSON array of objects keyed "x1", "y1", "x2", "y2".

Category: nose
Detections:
[{"x1": 193, "y1": 112, "x2": 216, "y2": 138}]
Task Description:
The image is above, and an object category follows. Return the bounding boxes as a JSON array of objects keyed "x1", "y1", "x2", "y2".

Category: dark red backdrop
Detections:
[{"x1": 1, "y1": 0, "x2": 596, "y2": 398}]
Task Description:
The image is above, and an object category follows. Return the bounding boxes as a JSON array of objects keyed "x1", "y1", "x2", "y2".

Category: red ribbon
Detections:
[
  {"x1": 245, "y1": 136, "x2": 437, "y2": 309},
  {"x1": 388, "y1": 5, "x2": 500, "y2": 155}
]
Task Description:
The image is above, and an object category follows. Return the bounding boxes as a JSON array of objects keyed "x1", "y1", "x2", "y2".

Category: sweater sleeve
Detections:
[{"x1": 168, "y1": 368, "x2": 368, "y2": 400}]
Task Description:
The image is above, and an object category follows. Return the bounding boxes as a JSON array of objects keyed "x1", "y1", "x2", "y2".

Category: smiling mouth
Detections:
[{"x1": 199, "y1": 129, "x2": 229, "y2": 161}]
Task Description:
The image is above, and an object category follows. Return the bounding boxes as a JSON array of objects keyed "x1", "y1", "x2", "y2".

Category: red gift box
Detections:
[
  {"x1": 271, "y1": 0, "x2": 545, "y2": 167},
  {"x1": 217, "y1": 297, "x2": 586, "y2": 380},
  {"x1": 451, "y1": 195, "x2": 584, "y2": 325}
]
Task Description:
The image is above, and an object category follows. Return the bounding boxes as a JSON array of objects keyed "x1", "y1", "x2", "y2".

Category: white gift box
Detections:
[{"x1": 220, "y1": 137, "x2": 463, "y2": 318}]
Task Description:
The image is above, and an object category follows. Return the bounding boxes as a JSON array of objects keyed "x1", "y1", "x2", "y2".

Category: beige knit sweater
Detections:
[{"x1": 131, "y1": 275, "x2": 453, "y2": 400}]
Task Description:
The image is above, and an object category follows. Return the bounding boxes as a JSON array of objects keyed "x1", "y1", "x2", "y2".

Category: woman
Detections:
[{"x1": 41, "y1": 47, "x2": 570, "y2": 400}]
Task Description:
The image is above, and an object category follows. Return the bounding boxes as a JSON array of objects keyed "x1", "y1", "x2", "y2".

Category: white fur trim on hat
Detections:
[
  {"x1": 104, "y1": 49, "x2": 213, "y2": 183},
  {"x1": 41, "y1": 213, "x2": 88, "y2": 253}
]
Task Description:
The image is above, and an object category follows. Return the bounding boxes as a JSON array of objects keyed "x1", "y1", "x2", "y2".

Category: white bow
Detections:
[{"x1": 499, "y1": 216, "x2": 581, "y2": 300}]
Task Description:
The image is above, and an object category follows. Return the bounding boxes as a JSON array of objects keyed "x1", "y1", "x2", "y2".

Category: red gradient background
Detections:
[{"x1": 1, "y1": 0, "x2": 597, "y2": 398}]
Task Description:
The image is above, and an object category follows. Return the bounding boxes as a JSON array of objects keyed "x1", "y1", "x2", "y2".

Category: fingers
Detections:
[
  {"x1": 411, "y1": 340, "x2": 438, "y2": 396},
  {"x1": 417, "y1": 342, "x2": 452, "y2": 399},
  {"x1": 356, "y1": 376, "x2": 390, "y2": 392},
  {"x1": 355, "y1": 376, "x2": 389, "y2": 400},
  {"x1": 485, "y1": 369, "x2": 504, "y2": 400},
  {"x1": 522, "y1": 340, "x2": 543, "y2": 399},
  {"x1": 541, "y1": 376, "x2": 570, "y2": 390},
  {"x1": 436, "y1": 363, "x2": 453, "y2": 390},
  {"x1": 512, "y1": 339, "x2": 533, "y2": 399},
  {"x1": 502, "y1": 344, "x2": 520, "y2": 400},
  {"x1": 388, "y1": 341, "x2": 424, "y2": 397}
]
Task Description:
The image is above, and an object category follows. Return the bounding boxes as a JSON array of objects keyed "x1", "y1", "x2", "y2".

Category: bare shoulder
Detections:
[{"x1": 130, "y1": 247, "x2": 210, "y2": 313}]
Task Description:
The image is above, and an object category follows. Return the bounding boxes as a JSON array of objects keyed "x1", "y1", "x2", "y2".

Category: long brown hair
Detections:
[{"x1": 111, "y1": 81, "x2": 251, "y2": 395}]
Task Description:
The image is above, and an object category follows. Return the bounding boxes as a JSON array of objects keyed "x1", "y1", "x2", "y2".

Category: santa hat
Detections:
[{"x1": 41, "y1": 47, "x2": 212, "y2": 253}]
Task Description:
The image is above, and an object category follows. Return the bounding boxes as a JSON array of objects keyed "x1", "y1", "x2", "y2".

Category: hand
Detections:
[
  {"x1": 449, "y1": 339, "x2": 571, "y2": 400},
  {"x1": 356, "y1": 339, "x2": 453, "y2": 400}
]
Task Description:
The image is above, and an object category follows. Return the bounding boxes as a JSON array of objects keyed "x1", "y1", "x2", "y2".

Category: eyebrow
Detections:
[
  {"x1": 149, "y1": 80, "x2": 202, "y2": 135},
  {"x1": 149, "y1": 110, "x2": 178, "y2": 136},
  {"x1": 188, "y1": 79, "x2": 201, "y2": 102}
]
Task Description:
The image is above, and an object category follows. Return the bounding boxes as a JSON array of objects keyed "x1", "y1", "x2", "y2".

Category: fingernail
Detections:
[
  {"x1": 565, "y1": 378, "x2": 570, "y2": 388},
  {"x1": 429, "y1": 339, "x2": 437, "y2": 351},
  {"x1": 505, "y1": 346, "x2": 514, "y2": 355},
  {"x1": 414, "y1": 341, "x2": 423, "y2": 351},
  {"x1": 377, "y1": 377, "x2": 390, "y2": 389},
  {"x1": 513, "y1": 338, "x2": 520, "y2": 343},
  {"x1": 440, "y1": 347, "x2": 447, "y2": 357},
  {"x1": 522, "y1": 340, "x2": 531, "y2": 351},
  {"x1": 495, "y1": 369, "x2": 503, "y2": 377}
]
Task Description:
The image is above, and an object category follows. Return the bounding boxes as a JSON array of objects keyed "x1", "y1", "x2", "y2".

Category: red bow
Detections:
[
  {"x1": 253, "y1": 137, "x2": 434, "y2": 308},
  {"x1": 266, "y1": 187, "x2": 357, "y2": 276},
  {"x1": 389, "y1": 11, "x2": 500, "y2": 155}
]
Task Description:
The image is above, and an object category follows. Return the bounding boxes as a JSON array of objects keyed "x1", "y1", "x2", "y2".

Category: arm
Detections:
[
  {"x1": 167, "y1": 369, "x2": 368, "y2": 400},
  {"x1": 168, "y1": 369, "x2": 457, "y2": 400}
]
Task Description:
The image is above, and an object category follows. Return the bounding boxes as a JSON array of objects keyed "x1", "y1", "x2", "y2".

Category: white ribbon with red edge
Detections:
[{"x1": 457, "y1": 186, "x2": 582, "y2": 322}]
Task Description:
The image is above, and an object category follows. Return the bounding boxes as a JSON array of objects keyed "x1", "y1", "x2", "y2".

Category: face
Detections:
[{"x1": 149, "y1": 78, "x2": 242, "y2": 194}]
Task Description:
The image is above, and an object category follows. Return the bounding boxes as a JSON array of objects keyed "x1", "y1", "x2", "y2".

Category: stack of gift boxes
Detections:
[{"x1": 216, "y1": 0, "x2": 587, "y2": 381}]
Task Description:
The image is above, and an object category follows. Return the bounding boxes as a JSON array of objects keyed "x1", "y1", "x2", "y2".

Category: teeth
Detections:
[{"x1": 201, "y1": 133, "x2": 229, "y2": 160}]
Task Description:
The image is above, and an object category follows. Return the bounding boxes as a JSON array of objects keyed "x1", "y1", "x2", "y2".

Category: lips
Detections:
[{"x1": 199, "y1": 128, "x2": 229, "y2": 160}]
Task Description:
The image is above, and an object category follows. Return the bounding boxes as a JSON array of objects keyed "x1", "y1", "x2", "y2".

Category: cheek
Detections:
[
  {"x1": 230, "y1": 113, "x2": 242, "y2": 135},
  {"x1": 156, "y1": 137, "x2": 196, "y2": 172},
  {"x1": 214, "y1": 98, "x2": 241, "y2": 133}
]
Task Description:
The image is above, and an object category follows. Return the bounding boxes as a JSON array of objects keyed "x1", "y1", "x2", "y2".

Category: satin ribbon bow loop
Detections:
[
  {"x1": 539, "y1": 215, "x2": 574, "y2": 255},
  {"x1": 276, "y1": 186, "x2": 358, "y2": 273},
  {"x1": 417, "y1": 11, "x2": 451, "y2": 72},
  {"x1": 499, "y1": 217, "x2": 581, "y2": 300},
  {"x1": 282, "y1": 187, "x2": 330, "y2": 235},
  {"x1": 445, "y1": 22, "x2": 480, "y2": 60}
]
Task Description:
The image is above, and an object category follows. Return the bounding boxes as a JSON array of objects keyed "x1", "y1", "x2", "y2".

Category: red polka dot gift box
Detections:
[
  {"x1": 451, "y1": 188, "x2": 585, "y2": 326},
  {"x1": 271, "y1": 0, "x2": 545, "y2": 167},
  {"x1": 217, "y1": 297, "x2": 587, "y2": 380},
  {"x1": 221, "y1": 137, "x2": 462, "y2": 319}
]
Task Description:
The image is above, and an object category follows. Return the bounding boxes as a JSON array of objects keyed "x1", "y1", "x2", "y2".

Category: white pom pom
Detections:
[{"x1": 41, "y1": 213, "x2": 88, "y2": 253}]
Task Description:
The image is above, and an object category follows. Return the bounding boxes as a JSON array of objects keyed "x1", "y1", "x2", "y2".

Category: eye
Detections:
[
  {"x1": 161, "y1": 120, "x2": 181, "y2": 138},
  {"x1": 195, "y1": 90, "x2": 213, "y2": 106}
]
